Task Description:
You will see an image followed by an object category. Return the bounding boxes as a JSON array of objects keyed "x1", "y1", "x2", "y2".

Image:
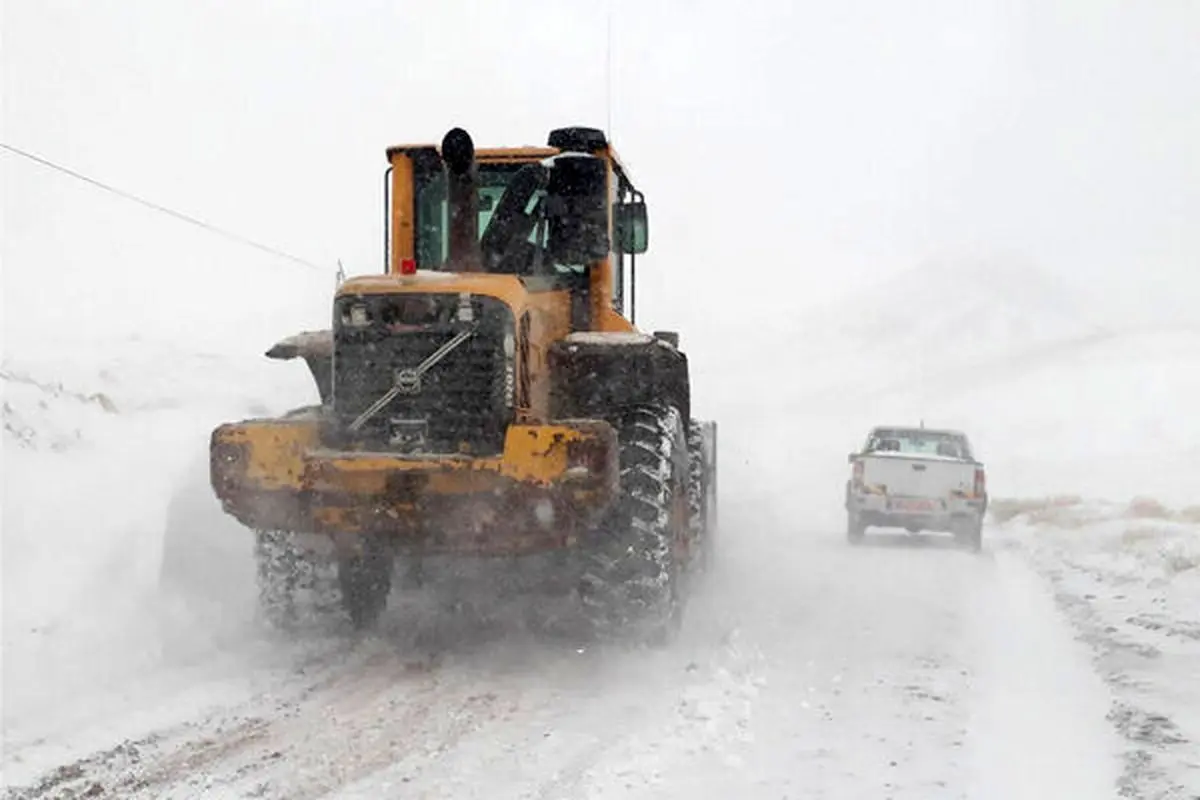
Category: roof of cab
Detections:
[
  {"x1": 384, "y1": 142, "x2": 635, "y2": 181},
  {"x1": 385, "y1": 143, "x2": 559, "y2": 159},
  {"x1": 869, "y1": 425, "x2": 968, "y2": 438}
]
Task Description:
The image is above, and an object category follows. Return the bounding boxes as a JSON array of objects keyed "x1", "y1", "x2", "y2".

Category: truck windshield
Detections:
[{"x1": 866, "y1": 430, "x2": 969, "y2": 459}]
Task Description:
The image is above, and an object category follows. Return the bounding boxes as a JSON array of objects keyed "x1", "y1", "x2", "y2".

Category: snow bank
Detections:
[
  {"x1": 0, "y1": 332, "x2": 320, "y2": 752},
  {"x1": 1, "y1": 226, "x2": 336, "y2": 758},
  {"x1": 991, "y1": 495, "x2": 1200, "y2": 581},
  {"x1": 992, "y1": 496, "x2": 1200, "y2": 796}
]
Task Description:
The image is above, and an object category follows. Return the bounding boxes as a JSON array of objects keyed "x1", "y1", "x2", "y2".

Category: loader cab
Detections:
[{"x1": 383, "y1": 127, "x2": 649, "y2": 325}]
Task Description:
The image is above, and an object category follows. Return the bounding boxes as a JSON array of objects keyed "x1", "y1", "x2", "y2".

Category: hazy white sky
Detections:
[{"x1": 3, "y1": 0, "x2": 1198, "y2": 367}]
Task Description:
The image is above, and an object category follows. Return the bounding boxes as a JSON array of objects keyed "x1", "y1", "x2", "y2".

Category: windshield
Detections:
[
  {"x1": 865, "y1": 429, "x2": 970, "y2": 459},
  {"x1": 414, "y1": 161, "x2": 579, "y2": 277}
]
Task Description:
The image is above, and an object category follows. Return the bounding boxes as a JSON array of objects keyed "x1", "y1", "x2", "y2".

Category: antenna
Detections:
[{"x1": 605, "y1": 0, "x2": 614, "y2": 139}]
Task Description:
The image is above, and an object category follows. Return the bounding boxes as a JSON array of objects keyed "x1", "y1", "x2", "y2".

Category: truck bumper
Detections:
[
  {"x1": 848, "y1": 491, "x2": 986, "y2": 533},
  {"x1": 210, "y1": 413, "x2": 618, "y2": 556}
]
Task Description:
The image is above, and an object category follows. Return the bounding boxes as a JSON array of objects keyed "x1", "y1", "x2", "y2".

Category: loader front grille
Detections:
[{"x1": 330, "y1": 293, "x2": 514, "y2": 455}]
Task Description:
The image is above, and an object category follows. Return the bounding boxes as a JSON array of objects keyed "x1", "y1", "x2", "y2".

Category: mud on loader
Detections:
[{"x1": 209, "y1": 126, "x2": 719, "y2": 643}]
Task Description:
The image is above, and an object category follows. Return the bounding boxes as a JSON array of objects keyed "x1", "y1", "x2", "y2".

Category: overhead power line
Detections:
[{"x1": 0, "y1": 141, "x2": 327, "y2": 272}]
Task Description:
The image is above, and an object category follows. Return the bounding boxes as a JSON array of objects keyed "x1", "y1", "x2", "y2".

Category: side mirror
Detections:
[
  {"x1": 847, "y1": 452, "x2": 858, "y2": 463},
  {"x1": 547, "y1": 154, "x2": 610, "y2": 265},
  {"x1": 615, "y1": 200, "x2": 649, "y2": 254}
]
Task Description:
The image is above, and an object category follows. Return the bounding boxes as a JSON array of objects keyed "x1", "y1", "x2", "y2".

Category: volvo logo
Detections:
[
  {"x1": 348, "y1": 325, "x2": 476, "y2": 433},
  {"x1": 395, "y1": 368, "x2": 422, "y2": 395}
]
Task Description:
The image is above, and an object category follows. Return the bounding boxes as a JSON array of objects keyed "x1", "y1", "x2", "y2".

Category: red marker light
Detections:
[{"x1": 400, "y1": 258, "x2": 417, "y2": 275}]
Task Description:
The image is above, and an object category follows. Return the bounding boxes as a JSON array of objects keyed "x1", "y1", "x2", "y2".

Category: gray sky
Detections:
[{"x1": 4, "y1": 0, "x2": 1198, "y2": 368}]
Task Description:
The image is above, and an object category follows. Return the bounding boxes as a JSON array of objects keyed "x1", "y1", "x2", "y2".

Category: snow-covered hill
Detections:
[
  {"x1": 704, "y1": 258, "x2": 1200, "y2": 526},
  {"x1": 804, "y1": 256, "x2": 1106, "y2": 359}
]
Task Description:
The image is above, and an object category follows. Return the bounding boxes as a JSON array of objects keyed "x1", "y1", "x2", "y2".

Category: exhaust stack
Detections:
[{"x1": 442, "y1": 127, "x2": 481, "y2": 273}]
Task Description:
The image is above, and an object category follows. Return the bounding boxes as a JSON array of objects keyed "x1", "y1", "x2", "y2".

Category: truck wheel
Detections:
[
  {"x1": 253, "y1": 529, "x2": 340, "y2": 631},
  {"x1": 338, "y1": 539, "x2": 393, "y2": 630},
  {"x1": 686, "y1": 419, "x2": 716, "y2": 574},
  {"x1": 847, "y1": 512, "x2": 866, "y2": 545},
  {"x1": 578, "y1": 404, "x2": 688, "y2": 646}
]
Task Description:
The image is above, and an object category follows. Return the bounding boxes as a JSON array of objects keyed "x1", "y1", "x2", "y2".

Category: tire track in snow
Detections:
[
  {"x1": 0, "y1": 611, "x2": 762, "y2": 800},
  {"x1": 1, "y1": 645, "x2": 495, "y2": 799},
  {"x1": 964, "y1": 546, "x2": 1123, "y2": 799}
]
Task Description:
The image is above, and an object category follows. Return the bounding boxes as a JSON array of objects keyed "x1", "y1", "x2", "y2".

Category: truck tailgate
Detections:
[{"x1": 860, "y1": 454, "x2": 976, "y2": 503}]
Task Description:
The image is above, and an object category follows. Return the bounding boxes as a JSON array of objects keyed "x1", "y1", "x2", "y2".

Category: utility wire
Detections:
[{"x1": 0, "y1": 141, "x2": 326, "y2": 272}]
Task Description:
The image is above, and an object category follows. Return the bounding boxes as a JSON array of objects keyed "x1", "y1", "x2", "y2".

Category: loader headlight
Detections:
[
  {"x1": 457, "y1": 292, "x2": 475, "y2": 323},
  {"x1": 342, "y1": 302, "x2": 370, "y2": 327}
]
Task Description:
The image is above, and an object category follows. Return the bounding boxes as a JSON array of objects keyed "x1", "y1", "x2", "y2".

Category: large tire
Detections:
[
  {"x1": 577, "y1": 404, "x2": 689, "y2": 645},
  {"x1": 338, "y1": 538, "x2": 393, "y2": 630},
  {"x1": 686, "y1": 419, "x2": 717, "y2": 573},
  {"x1": 253, "y1": 529, "x2": 340, "y2": 631}
]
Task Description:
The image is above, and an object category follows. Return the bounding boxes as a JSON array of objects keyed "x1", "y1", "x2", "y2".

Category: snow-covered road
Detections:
[
  {"x1": 4, "y1": 310, "x2": 1197, "y2": 799},
  {"x1": 4, "y1": 483, "x2": 1145, "y2": 799}
]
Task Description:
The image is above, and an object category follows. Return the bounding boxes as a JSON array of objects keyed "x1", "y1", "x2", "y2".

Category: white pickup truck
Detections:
[{"x1": 844, "y1": 425, "x2": 987, "y2": 550}]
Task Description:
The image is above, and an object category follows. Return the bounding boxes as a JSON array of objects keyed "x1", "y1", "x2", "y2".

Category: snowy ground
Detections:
[
  {"x1": 1, "y1": 477, "x2": 1138, "y2": 800},
  {"x1": 991, "y1": 497, "x2": 1200, "y2": 797},
  {"x1": 3, "y1": 263, "x2": 1199, "y2": 798}
]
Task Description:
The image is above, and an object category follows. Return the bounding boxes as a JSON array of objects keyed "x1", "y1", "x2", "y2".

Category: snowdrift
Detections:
[
  {"x1": 2, "y1": 237, "x2": 334, "y2": 756},
  {"x1": 993, "y1": 495, "x2": 1200, "y2": 586},
  {"x1": 990, "y1": 494, "x2": 1200, "y2": 794}
]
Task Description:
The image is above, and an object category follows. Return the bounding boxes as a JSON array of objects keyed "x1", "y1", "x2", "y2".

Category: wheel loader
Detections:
[{"x1": 209, "y1": 125, "x2": 719, "y2": 642}]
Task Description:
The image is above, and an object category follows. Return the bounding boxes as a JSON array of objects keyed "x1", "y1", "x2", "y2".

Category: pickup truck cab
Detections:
[{"x1": 844, "y1": 425, "x2": 987, "y2": 550}]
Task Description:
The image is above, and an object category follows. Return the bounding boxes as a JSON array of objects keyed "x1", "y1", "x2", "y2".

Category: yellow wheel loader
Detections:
[{"x1": 209, "y1": 126, "x2": 718, "y2": 642}]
